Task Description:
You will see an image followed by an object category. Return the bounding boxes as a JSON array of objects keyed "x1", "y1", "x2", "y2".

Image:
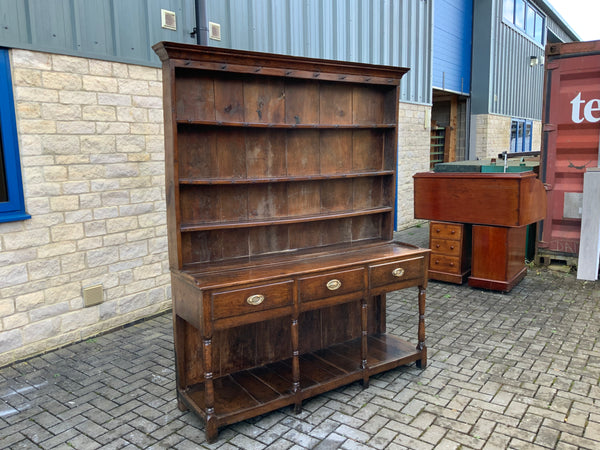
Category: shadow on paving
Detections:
[{"x1": 1, "y1": 224, "x2": 599, "y2": 449}]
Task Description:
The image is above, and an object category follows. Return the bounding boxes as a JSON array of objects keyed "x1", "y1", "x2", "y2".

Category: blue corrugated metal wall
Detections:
[
  {"x1": 206, "y1": 0, "x2": 433, "y2": 105},
  {"x1": 432, "y1": 0, "x2": 472, "y2": 95}
]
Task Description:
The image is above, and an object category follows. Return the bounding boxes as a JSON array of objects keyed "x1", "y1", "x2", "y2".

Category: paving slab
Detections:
[{"x1": 0, "y1": 223, "x2": 599, "y2": 449}]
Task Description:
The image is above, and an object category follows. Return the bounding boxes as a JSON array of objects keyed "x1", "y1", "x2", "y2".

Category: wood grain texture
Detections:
[
  {"x1": 427, "y1": 221, "x2": 471, "y2": 284},
  {"x1": 414, "y1": 172, "x2": 546, "y2": 226},
  {"x1": 155, "y1": 41, "x2": 423, "y2": 442},
  {"x1": 469, "y1": 225, "x2": 528, "y2": 292},
  {"x1": 414, "y1": 172, "x2": 546, "y2": 291}
]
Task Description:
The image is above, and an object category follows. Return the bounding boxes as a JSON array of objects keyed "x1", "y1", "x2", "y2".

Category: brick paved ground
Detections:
[{"x1": 1, "y1": 224, "x2": 599, "y2": 449}]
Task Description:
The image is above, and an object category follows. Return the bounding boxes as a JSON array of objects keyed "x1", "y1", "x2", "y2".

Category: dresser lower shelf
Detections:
[{"x1": 179, "y1": 334, "x2": 424, "y2": 430}]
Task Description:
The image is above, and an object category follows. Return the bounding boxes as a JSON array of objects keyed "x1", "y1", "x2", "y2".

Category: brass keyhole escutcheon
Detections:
[
  {"x1": 246, "y1": 294, "x2": 265, "y2": 305},
  {"x1": 392, "y1": 267, "x2": 405, "y2": 277},
  {"x1": 326, "y1": 279, "x2": 341, "y2": 290}
]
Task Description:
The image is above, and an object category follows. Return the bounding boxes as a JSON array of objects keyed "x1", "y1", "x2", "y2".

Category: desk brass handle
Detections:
[
  {"x1": 246, "y1": 294, "x2": 265, "y2": 305},
  {"x1": 327, "y1": 279, "x2": 341, "y2": 290},
  {"x1": 392, "y1": 268, "x2": 405, "y2": 277}
]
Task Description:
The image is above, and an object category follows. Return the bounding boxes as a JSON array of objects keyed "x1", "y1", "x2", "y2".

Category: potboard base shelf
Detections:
[{"x1": 179, "y1": 334, "x2": 424, "y2": 441}]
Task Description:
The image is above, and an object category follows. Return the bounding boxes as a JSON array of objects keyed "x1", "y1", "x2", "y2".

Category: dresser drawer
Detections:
[
  {"x1": 211, "y1": 280, "x2": 293, "y2": 320},
  {"x1": 369, "y1": 256, "x2": 425, "y2": 289},
  {"x1": 430, "y1": 222, "x2": 462, "y2": 240},
  {"x1": 299, "y1": 268, "x2": 364, "y2": 303},
  {"x1": 430, "y1": 238, "x2": 461, "y2": 257},
  {"x1": 430, "y1": 254, "x2": 461, "y2": 274}
]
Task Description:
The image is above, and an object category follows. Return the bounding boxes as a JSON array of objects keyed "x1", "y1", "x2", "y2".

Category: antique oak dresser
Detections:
[{"x1": 154, "y1": 42, "x2": 429, "y2": 441}]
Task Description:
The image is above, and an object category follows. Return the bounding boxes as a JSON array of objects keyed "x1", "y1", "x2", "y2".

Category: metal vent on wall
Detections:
[
  {"x1": 83, "y1": 284, "x2": 103, "y2": 307},
  {"x1": 161, "y1": 9, "x2": 177, "y2": 31},
  {"x1": 209, "y1": 22, "x2": 221, "y2": 41}
]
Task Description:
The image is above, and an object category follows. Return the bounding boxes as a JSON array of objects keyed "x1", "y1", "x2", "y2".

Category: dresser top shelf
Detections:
[{"x1": 153, "y1": 42, "x2": 408, "y2": 84}]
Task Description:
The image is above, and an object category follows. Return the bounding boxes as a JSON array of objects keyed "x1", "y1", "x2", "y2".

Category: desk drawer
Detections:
[
  {"x1": 430, "y1": 255, "x2": 461, "y2": 274},
  {"x1": 369, "y1": 257, "x2": 425, "y2": 289},
  {"x1": 299, "y1": 268, "x2": 364, "y2": 303},
  {"x1": 431, "y1": 238, "x2": 461, "y2": 257},
  {"x1": 211, "y1": 280, "x2": 293, "y2": 320},
  {"x1": 430, "y1": 222, "x2": 462, "y2": 240}
]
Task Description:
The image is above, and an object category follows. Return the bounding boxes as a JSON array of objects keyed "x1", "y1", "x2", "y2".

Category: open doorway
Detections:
[{"x1": 430, "y1": 90, "x2": 469, "y2": 168}]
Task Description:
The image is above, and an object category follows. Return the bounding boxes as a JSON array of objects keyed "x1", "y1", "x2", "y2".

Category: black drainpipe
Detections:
[{"x1": 195, "y1": 0, "x2": 208, "y2": 45}]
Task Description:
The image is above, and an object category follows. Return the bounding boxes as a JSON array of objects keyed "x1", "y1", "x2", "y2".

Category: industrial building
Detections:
[{"x1": 0, "y1": 0, "x2": 579, "y2": 364}]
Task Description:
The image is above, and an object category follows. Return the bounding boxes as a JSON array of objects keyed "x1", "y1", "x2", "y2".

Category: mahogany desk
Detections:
[{"x1": 414, "y1": 172, "x2": 546, "y2": 292}]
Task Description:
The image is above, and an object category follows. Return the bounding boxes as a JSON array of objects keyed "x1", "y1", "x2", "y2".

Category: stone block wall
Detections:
[
  {"x1": 396, "y1": 103, "x2": 432, "y2": 230},
  {"x1": 532, "y1": 120, "x2": 542, "y2": 153},
  {"x1": 472, "y1": 114, "x2": 512, "y2": 160},
  {"x1": 0, "y1": 49, "x2": 171, "y2": 366},
  {"x1": 472, "y1": 114, "x2": 542, "y2": 160}
]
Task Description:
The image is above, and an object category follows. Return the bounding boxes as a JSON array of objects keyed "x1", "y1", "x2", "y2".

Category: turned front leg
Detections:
[
  {"x1": 291, "y1": 317, "x2": 302, "y2": 413},
  {"x1": 360, "y1": 297, "x2": 369, "y2": 387},
  {"x1": 416, "y1": 285, "x2": 427, "y2": 369},
  {"x1": 173, "y1": 315, "x2": 189, "y2": 412},
  {"x1": 203, "y1": 337, "x2": 218, "y2": 442}
]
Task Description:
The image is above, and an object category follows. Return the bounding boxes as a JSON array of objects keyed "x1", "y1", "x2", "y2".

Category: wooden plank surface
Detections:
[{"x1": 413, "y1": 172, "x2": 546, "y2": 226}]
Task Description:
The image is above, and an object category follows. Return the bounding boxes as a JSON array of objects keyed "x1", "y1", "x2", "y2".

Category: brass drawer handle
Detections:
[
  {"x1": 246, "y1": 294, "x2": 265, "y2": 305},
  {"x1": 392, "y1": 267, "x2": 405, "y2": 277},
  {"x1": 326, "y1": 279, "x2": 342, "y2": 290}
]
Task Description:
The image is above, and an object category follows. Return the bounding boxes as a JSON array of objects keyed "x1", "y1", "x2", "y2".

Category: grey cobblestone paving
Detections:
[{"x1": 0, "y1": 224, "x2": 599, "y2": 449}]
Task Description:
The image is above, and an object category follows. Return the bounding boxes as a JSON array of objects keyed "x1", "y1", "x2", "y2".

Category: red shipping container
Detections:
[{"x1": 538, "y1": 41, "x2": 600, "y2": 262}]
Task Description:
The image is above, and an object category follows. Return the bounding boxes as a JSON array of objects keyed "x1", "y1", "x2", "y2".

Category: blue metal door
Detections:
[{"x1": 433, "y1": 0, "x2": 472, "y2": 95}]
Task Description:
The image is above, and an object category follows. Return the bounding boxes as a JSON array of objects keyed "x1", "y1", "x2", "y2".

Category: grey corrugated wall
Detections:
[
  {"x1": 472, "y1": 0, "x2": 577, "y2": 120},
  {"x1": 490, "y1": 20, "x2": 546, "y2": 119},
  {"x1": 206, "y1": 0, "x2": 433, "y2": 105},
  {"x1": 0, "y1": 0, "x2": 197, "y2": 66},
  {"x1": 0, "y1": 0, "x2": 433, "y2": 105}
]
